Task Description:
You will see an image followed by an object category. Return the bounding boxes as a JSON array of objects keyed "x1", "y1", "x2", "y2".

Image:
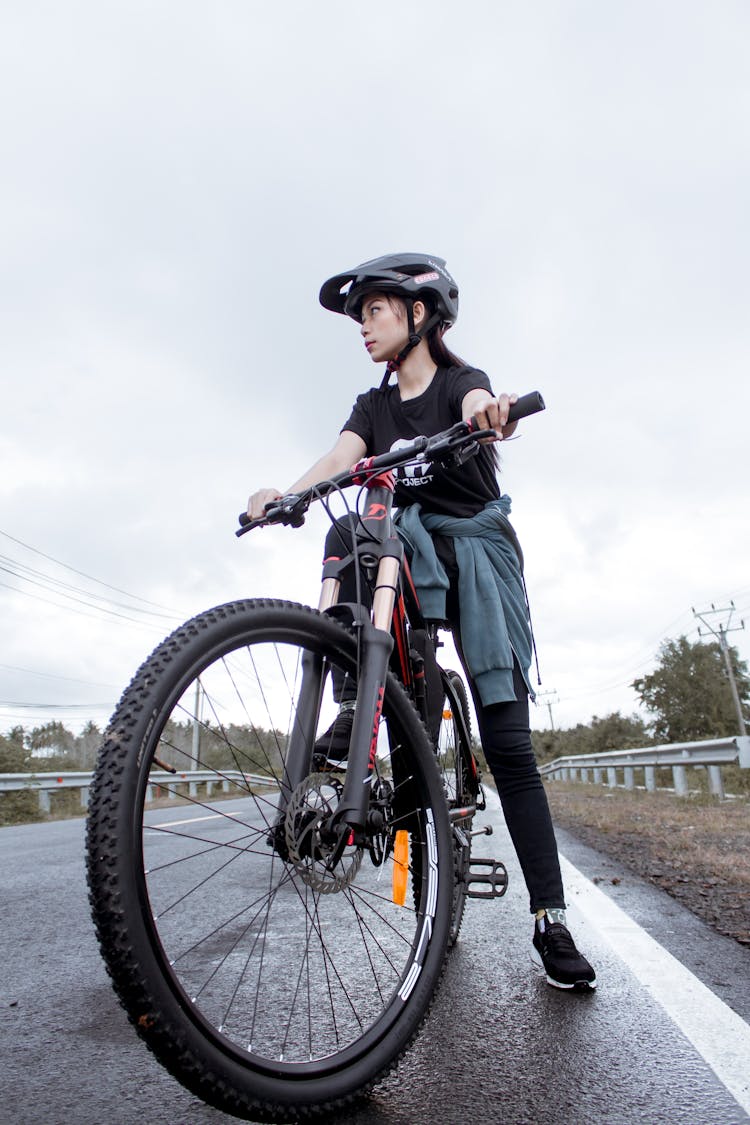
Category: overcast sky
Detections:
[{"x1": 2, "y1": 1, "x2": 748, "y2": 738}]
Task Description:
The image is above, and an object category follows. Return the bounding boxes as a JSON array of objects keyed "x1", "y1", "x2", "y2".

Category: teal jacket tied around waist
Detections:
[{"x1": 395, "y1": 497, "x2": 534, "y2": 707}]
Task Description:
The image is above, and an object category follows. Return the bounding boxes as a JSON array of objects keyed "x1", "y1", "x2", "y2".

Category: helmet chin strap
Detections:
[{"x1": 379, "y1": 299, "x2": 443, "y2": 389}]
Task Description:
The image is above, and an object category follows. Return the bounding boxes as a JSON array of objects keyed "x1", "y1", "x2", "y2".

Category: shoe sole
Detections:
[{"x1": 530, "y1": 948, "x2": 597, "y2": 992}]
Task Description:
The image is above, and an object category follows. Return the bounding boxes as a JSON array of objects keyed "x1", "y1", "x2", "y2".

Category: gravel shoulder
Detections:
[{"x1": 545, "y1": 781, "x2": 750, "y2": 948}]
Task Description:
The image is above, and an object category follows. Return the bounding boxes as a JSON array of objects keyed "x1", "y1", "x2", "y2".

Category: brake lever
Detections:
[
  {"x1": 440, "y1": 442, "x2": 480, "y2": 469},
  {"x1": 236, "y1": 493, "x2": 309, "y2": 537},
  {"x1": 425, "y1": 423, "x2": 495, "y2": 464},
  {"x1": 264, "y1": 493, "x2": 308, "y2": 528}
]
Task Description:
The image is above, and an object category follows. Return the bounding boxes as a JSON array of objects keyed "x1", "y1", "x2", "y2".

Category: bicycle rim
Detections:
[
  {"x1": 436, "y1": 670, "x2": 475, "y2": 945},
  {"x1": 86, "y1": 599, "x2": 452, "y2": 1121}
]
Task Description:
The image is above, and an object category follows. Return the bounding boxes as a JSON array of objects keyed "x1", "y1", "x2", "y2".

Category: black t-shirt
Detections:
[{"x1": 342, "y1": 365, "x2": 501, "y2": 518}]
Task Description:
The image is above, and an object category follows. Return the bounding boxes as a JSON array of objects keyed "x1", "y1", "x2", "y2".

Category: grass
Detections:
[{"x1": 545, "y1": 779, "x2": 750, "y2": 946}]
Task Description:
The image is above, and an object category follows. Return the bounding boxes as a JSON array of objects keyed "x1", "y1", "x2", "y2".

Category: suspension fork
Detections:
[
  {"x1": 326, "y1": 474, "x2": 403, "y2": 837},
  {"x1": 270, "y1": 542, "x2": 356, "y2": 817},
  {"x1": 278, "y1": 649, "x2": 327, "y2": 807},
  {"x1": 330, "y1": 543, "x2": 401, "y2": 834}
]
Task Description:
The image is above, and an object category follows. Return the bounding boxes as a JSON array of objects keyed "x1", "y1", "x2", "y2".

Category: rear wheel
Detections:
[
  {"x1": 86, "y1": 599, "x2": 453, "y2": 1122},
  {"x1": 436, "y1": 670, "x2": 477, "y2": 945}
]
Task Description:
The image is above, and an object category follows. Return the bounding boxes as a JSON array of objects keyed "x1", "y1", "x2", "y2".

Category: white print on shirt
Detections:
[{"x1": 390, "y1": 438, "x2": 434, "y2": 487}]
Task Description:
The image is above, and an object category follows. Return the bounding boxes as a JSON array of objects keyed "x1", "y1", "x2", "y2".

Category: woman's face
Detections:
[{"x1": 359, "y1": 294, "x2": 409, "y2": 364}]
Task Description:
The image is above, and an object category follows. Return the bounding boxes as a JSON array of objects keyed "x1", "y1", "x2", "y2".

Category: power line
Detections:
[
  {"x1": 0, "y1": 700, "x2": 113, "y2": 711},
  {"x1": 0, "y1": 663, "x2": 117, "y2": 689},
  {"x1": 0, "y1": 577, "x2": 172, "y2": 631},
  {"x1": 0, "y1": 528, "x2": 177, "y2": 613},
  {"x1": 0, "y1": 553, "x2": 176, "y2": 621},
  {"x1": 0, "y1": 563, "x2": 178, "y2": 627}
]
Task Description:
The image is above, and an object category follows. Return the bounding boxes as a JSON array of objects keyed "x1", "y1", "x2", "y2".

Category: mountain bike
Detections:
[{"x1": 86, "y1": 391, "x2": 544, "y2": 1122}]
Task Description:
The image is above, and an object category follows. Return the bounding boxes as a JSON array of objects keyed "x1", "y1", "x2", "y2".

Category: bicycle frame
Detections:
[
  {"x1": 277, "y1": 463, "x2": 483, "y2": 861},
  {"x1": 242, "y1": 396, "x2": 546, "y2": 861}
]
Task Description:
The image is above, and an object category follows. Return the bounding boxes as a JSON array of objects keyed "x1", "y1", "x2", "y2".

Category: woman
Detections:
[{"x1": 247, "y1": 253, "x2": 596, "y2": 992}]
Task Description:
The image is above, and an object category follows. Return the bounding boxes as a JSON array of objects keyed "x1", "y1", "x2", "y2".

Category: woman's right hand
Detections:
[{"x1": 247, "y1": 488, "x2": 283, "y2": 522}]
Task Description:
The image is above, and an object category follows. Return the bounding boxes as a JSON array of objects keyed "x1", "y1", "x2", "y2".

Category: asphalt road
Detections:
[{"x1": 2, "y1": 795, "x2": 749, "y2": 1125}]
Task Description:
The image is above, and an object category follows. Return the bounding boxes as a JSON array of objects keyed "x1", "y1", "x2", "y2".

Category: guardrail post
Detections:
[
  {"x1": 707, "y1": 765, "x2": 725, "y2": 799},
  {"x1": 80, "y1": 787, "x2": 89, "y2": 809},
  {"x1": 606, "y1": 767, "x2": 617, "y2": 788},
  {"x1": 594, "y1": 768, "x2": 603, "y2": 785},
  {"x1": 738, "y1": 736, "x2": 750, "y2": 768},
  {"x1": 624, "y1": 767, "x2": 635, "y2": 791},
  {"x1": 644, "y1": 766, "x2": 656, "y2": 793},
  {"x1": 672, "y1": 765, "x2": 688, "y2": 796},
  {"x1": 38, "y1": 790, "x2": 50, "y2": 814},
  {"x1": 580, "y1": 768, "x2": 589, "y2": 783}
]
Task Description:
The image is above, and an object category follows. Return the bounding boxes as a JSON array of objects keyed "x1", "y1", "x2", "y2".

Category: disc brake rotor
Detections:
[{"x1": 284, "y1": 773, "x2": 363, "y2": 893}]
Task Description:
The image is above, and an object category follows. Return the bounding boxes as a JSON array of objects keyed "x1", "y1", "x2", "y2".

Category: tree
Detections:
[
  {"x1": 0, "y1": 727, "x2": 29, "y2": 772},
  {"x1": 27, "y1": 721, "x2": 77, "y2": 763},
  {"x1": 632, "y1": 635, "x2": 750, "y2": 743},
  {"x1": 77, "y1": 721, "x2": 102, "y2": 769},
  {"x1": 587, "y1": 712, "x2": 651, "y2": 753},
  {"x1": 531, "y1": 711, "x2": 650, "y2": 764}
]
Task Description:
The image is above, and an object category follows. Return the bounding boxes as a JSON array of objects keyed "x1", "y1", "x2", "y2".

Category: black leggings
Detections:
[
  {"x1": 457, "y1": 646, "x2": 565, "y2": 913},
  {"x1": 322, "y1": 519, "x2": 565, "y2": 914}
]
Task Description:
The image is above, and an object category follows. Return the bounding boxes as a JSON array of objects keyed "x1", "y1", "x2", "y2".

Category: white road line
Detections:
[
  {"x1": 147, "y1": 811, "x2": 241, "y2": 830},
  {"x1": 560, "y1": 852, "x2": 750, "y2": 1116}
]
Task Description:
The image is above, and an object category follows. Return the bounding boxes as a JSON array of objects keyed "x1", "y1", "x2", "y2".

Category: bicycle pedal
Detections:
[{"x1": 465, "y1": 858, "x2": 508, "y2": 899}]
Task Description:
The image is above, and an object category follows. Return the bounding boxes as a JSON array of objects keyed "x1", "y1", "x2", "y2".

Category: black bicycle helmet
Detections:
[{"x1": 319, "y1": 253, "x2": 459, "y2": 328}]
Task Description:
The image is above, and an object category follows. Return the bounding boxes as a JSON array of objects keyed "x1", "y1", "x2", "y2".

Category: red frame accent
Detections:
[
  {"x1": 350, "y1": 459, "x2": 396, "y2": 491},
  {"x1": 391, "y1": 594, "x2": 412, "y2": 688}
]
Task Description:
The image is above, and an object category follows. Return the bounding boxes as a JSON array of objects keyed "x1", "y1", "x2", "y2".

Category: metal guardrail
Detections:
[
  {"x1": 539, "y1": 735, "x2": 750, "y2": 799},
  {"x1": 0, "y1": 769, "x2": 279, "y2": 813},
  {"x1": 4, "y1": 737, "x2": 748, "y2": 811}
]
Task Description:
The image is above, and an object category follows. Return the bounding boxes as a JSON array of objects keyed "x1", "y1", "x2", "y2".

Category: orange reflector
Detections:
[
  {"x1": 392, "y1": 830, "x2": 409, "y2": 906},
  {"x1": 442, "y1": 709, "x2": 453, "y2": 720}
]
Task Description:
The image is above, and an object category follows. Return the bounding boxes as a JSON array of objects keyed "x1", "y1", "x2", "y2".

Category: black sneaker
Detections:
[
  {"x1": 312, "y1": 706, "x2": 354, "y2": 772},
  {"x1": 532, "y1": 914, "x2": 597, "y2": 991}
]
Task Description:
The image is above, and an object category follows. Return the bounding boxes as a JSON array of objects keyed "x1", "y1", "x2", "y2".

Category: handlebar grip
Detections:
[
  {"x1": 466, "y1": 391, "x2": 545, "y2": 435},
  {"x1": 238, "y1": 511, "x2": 251, "y2": 527},
  {"x1": 507, "y1": 391, "x2": 545, "y2": 424}
]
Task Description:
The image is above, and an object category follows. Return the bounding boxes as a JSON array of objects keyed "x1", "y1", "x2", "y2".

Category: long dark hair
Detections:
[
  {"x1": 382, "y1": 292, "x2": 467, "y2": 369},
  {"x1": 423, "y1": 308, "x2": 500, "y2": 467},
  {"x1": 426, "y1": 323, "x2": 466, "y2": 370}
]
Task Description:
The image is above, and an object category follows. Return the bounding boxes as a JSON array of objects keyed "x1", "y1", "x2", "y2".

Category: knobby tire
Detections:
[
  {"x1": 438, "y1": 669, "x2": 476, "y2": 945},
  {"x1": 86, "y1": 599, "x2": 454, "y2": 1122}
]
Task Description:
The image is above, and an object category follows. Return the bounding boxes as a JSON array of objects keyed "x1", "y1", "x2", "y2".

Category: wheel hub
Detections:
[{"x1": 284, "y1": 774, "x2": 363, "y2": 892}]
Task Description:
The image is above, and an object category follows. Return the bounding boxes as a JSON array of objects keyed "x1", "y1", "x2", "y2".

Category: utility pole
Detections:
[
  {"x1": 692, "y1": 602, "x2": 747, "y2": 736},
  {"x1": 536, "y1": 689, "x2": 559, "y2": 731}
]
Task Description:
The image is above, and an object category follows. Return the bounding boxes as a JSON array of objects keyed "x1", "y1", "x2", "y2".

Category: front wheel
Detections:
[{"x1": 86, "y1": 599, "x2": 453, "y2": 1122}]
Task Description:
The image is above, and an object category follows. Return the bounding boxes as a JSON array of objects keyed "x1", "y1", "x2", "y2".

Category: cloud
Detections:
[{"x1": 1, "y1": 2, "x2": 749, "y2": 736}]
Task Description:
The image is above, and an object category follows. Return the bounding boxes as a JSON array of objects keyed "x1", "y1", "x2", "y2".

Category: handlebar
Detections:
[{"x1": 237, "y1": 390, "x2": 545, "y2": 536}]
